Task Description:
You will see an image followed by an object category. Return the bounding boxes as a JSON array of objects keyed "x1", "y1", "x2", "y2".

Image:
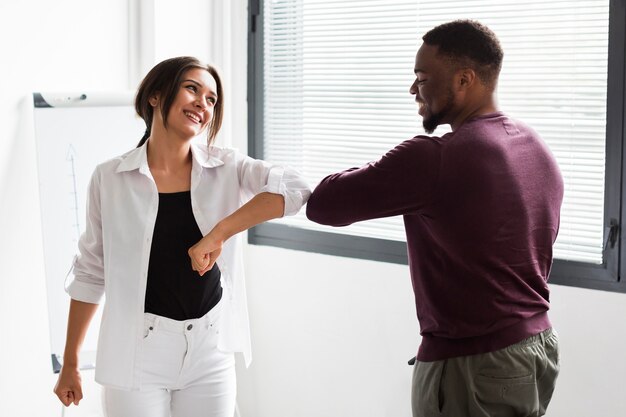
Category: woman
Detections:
[{"x1": 53, "y1": 56, "x2": 310, "y2": 417}]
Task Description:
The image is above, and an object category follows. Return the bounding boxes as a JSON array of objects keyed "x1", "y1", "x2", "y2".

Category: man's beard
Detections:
[{"x1": 422, "y1": 90, "x2": 455, "y2": 134}]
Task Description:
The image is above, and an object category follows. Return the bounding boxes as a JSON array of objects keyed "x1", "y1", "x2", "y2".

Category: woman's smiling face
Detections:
[{"x1": 165, "y1": 68, "x2": 218, "y2": 139}]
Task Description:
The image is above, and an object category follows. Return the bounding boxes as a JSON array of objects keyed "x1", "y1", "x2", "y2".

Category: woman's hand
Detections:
[
  {"x1": 189, "y1": 228, "x2": 225, "y2": 276},
  {"x1": 53, "y1": 365, "x2": 83, "y2": 407},
  {"x1": 188, "y1": 192, "x2": 285, "y2": 276},
  {"x1": 54, "y1": 300, "x2": 97, "y2": 407}
]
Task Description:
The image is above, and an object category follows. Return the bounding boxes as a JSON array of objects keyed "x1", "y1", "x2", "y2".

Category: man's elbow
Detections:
[
  {"x1": 305, "y1": 195, "x2": 328, "y2": 224},
  {"x1": 305, "y1": 194, "x2": 349, "y2": 227}
]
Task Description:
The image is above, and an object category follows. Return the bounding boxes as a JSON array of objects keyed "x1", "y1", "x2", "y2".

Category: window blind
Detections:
[{"x1": 263, "y1": 0, "x2": 610, "y2": 264}]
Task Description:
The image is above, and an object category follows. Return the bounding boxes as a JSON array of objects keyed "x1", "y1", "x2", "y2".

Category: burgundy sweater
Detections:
[{"x1": 306, "y1": 112, "x2": 564, "y2": 361}]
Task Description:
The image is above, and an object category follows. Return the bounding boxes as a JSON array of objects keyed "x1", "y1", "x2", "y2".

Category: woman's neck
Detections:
[{"x1": 146, "y1": 130, "x2": 192, "y2": 172}]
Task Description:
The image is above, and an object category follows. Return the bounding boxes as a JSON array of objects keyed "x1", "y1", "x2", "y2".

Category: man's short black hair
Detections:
[{"x1": 422, "y1": 20, "x2": 503, "y2": 87}]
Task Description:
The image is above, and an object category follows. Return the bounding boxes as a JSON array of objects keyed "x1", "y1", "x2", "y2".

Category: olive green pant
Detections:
[{"x1": 412, "y1": 328, "x2": 559, "y2": 417}]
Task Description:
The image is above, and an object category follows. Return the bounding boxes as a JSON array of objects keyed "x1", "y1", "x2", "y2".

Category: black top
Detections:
[{"x1": 145, "y1": 191, "x2": 222, "y2": 320}]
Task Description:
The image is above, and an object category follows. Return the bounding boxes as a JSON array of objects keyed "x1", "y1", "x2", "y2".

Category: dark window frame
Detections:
[{"x1": 247, "y1": 0, "x2": 626, "y2": 293}]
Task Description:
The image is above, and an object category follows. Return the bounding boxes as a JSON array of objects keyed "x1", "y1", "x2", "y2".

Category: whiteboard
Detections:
[{"x1": 33, "y1": 92, "x2": 145, "y2": 373}]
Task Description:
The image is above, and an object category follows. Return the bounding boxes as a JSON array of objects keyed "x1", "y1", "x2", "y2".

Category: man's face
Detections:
[{"x1": 409, "y1": 44, "x2": 456, "y2": 134}]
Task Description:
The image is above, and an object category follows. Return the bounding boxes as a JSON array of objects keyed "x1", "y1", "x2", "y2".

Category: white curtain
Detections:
[{"x1": 263, "y1": 0, "x2": 610, "y2": 264}]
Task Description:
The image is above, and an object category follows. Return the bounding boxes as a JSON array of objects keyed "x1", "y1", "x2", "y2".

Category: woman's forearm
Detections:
[
  {"x1": 214, "y1": 192, "x2": 285, "y2": 241},
  {"x1": 62, "y1": 299, "x2": 99, "y2": 368},
  {"x1": 188, "y1": 192, "x2": 285, "y2": 275}
]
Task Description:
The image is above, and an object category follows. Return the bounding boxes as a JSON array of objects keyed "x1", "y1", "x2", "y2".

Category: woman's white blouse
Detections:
[{"x1": 66, "y1": 141, "x2": 311, "y2": 389}]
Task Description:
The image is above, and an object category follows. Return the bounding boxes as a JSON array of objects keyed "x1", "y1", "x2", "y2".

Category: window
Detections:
[{"x1": 248, "y1": 0, "x2": 626, "y2": 292}]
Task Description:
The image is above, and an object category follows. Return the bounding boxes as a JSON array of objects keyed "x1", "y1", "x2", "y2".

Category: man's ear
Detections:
[{"x1": 456, "y1": 68, "x2": 477, "y2": 91}]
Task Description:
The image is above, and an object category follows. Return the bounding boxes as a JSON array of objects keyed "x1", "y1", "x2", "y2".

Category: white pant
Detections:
[{"x1": 102, "y1": 302, "x2": 236, "y2": 417}]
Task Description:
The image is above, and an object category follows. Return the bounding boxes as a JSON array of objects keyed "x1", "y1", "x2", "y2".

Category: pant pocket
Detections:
[
  {"x1": 412, "y1": 360, "x2": 446, "y2": 416},
  {"x1": 537, "y1": 334, "x2": 560, "y2": 414},
  {"x1": 142, "y1": 322, "x2": 156, "y2": 340},
  {"x1": 474, "y1": 361, "x2": 538, "y2": 416},
  {"x1": 436, "y1": 360, "x2": 447, "y2": 413}
]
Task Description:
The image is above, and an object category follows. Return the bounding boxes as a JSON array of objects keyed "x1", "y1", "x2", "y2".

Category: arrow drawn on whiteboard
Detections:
[{"x1": 66, "y1": 144, "x2": 81, "y2": 242}]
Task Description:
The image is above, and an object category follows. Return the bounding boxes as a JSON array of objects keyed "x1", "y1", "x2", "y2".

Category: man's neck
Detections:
[{"x1": 450, "y1": 96, "x2": 499, "y2": 131}]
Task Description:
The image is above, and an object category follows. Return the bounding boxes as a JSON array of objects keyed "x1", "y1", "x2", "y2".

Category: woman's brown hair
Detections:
[{"x1": 134, "y1": 56, "x2": 224, "y2": 147}]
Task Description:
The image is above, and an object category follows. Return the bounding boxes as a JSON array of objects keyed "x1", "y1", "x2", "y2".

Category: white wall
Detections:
[
  {"x1": 238, "y1": 247, "x2": 418, "y2": 417},
  {"x1": 237, "y1": 246, "x2": 626, "y2": 417},
  {"x1": 0, "y1": 1, "x2": 242, "y2": 416},
  {"x1": 0, "y1": 1, "x2": 129, "y2": 416}
]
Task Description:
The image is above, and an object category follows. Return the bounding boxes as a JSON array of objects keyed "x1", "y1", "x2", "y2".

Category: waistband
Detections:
[
  {"x1": 144, "y1": 300, "x2": 222, "y2": 334},
  {"x1": 417, "y1": 311, "x2": 552, "y2": 361},
  {"x1": 511, "y1": 327, "x2": 556, "y2": 347}
]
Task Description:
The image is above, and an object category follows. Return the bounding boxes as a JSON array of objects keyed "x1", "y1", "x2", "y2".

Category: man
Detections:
[{"x1": 306, "y1": 20, "x2": 562, "y2": 417}]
